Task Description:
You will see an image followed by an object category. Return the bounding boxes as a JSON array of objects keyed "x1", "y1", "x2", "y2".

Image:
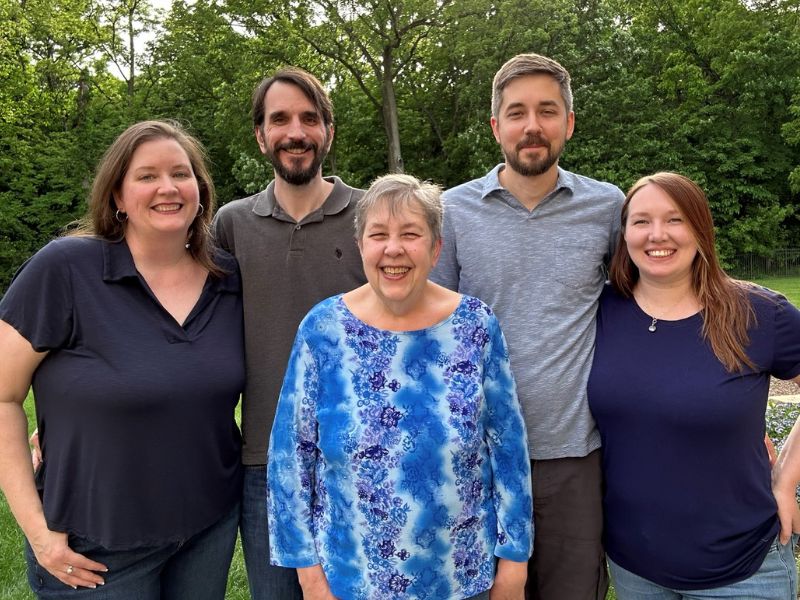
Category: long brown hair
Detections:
[
  {"x1": 609, "y1": 172, "x2": 757, "y2": 372},
  {"x1": 71, "y1": 120, "x2": 223, "y2": 277}
]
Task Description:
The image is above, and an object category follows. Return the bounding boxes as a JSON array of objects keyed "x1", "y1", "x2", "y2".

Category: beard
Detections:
[
  {"x1": 504, "y1": 134, "x2": 564, "y2": 177},
  {"x1": 266, "y1": 138, "x2": 329, "y2": 186}
]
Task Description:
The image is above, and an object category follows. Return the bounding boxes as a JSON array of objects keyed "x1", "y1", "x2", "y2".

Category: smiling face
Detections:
[
  {"x1": 624, "y1": 183, "x2": 699, "y2": 287},
  {"x1": 114, "y1": 138, "x2": 200, "y2": 245},
  {"x1": 490, "y1": 74, "x2": 574, "y2": 178},
  {"x1": 256, "y1": 80, "x2": 332, "y2": 186},
  {"x1": 358, "y1": 199, "x2": 442, "y2": 314}
]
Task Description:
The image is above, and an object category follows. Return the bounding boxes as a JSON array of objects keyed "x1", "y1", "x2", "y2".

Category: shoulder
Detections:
[
  {"x1": 459, "y1": 294, "x2": 495, "y2": 319},
  {"x1": 297, "y1": 295, "x2": 344, "y2": 332},
  {"x1": 325, "y1": 177, "x2": 365, "y2": 217},
  {"x1": 561, "y1": 169, "x2": 625, "y2": 204},
  {"x1": 215, "y1": 192, "x2": 263, "y2": 219},
  {"x1": 597, "y1": 283, "x2": 631, "y2": 312},
  {"x1": 744, "y1": 283, "x2": 796, "y2": 320},
  {"x1": 210, "y1": 247, "x2": 241, "y2": 286},
  {"x1": 441, "y1": 171, "x2": 493, "y2": 207},
  {"x1": 24, "y1": 236, "x2": 103, "y2": 271}
]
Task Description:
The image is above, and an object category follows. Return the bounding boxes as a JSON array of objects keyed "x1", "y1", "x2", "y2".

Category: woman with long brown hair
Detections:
[
  {"x1": 588, "y1": 172, "x2": 800, "y2": 598},
  {"x1": 0, "y1": 121, "x2": 243, "y2": 598}
]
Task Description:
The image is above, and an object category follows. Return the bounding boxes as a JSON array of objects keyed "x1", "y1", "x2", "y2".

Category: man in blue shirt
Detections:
[{"x1": 431, "y1": 53, "x2": 624, "y2": 600}]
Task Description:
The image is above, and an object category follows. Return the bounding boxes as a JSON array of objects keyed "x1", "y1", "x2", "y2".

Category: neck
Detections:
[
  {"x1": 633, "y1": 277, "x2": 700, "y2": 319},
  {"x1": 126, "y1": 233, "x2": 190, "y2": 272},
  {"x1": 498, "y1": 162, "x2": 559, "y2": 211},
  {"x1": 273, "y1": 172, "x2": 334, "y2": 222}
]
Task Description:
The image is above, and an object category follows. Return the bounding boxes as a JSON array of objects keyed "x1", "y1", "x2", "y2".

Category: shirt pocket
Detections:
[{"x1": 552, "y1": 241, "x2": 606, "y2": 292}]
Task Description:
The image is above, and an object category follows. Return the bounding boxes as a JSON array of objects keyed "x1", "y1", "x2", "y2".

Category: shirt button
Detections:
[{"x1": 295, "y1": 224, "x2": 301, "y2": 230}]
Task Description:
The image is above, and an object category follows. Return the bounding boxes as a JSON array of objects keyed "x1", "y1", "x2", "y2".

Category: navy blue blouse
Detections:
[
  {"x1": 0, "y1": 237, "x2": 244, "y2": 549},
  {"x1": 588, "y1": 285, "x2": 800, "y2": 589}
]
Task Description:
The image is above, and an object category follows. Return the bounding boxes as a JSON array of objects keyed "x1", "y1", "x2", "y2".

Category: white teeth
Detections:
[
  {"x1": 382, "y1": 267, "x2": 409, "y2": 275},
  {"x1": 153, "y1": 204, "x2": 181, "y2": 212},
  {"x1": 285, "y1": 148, "x2": 307, "y2": 154},
  {"x1": 647, "y1": 250, "x2": 673, "y2": 257}
]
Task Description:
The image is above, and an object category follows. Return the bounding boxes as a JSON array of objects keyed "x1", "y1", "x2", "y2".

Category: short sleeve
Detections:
[
  {"x1": 769, "y1": 294, "x2": 800, "y2": 380},
  {"x1": 0, "y1": 240, "x2": 74, "y2": 351}
]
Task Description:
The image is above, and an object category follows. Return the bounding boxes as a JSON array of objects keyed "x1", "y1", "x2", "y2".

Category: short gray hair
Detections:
[
  {"x1": 491, "y1": 53, "x2": 573, "y2": 117},
  {"x1": 354, "y1": 174, "x2": 443, "y2": 246}
]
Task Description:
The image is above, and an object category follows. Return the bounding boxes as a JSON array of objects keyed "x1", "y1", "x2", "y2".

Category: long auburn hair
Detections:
[
  {"x1": 609, "y1": 172, "x2": 757, "y2": 372},
  {"x1": 70, "y1": 120, "x2": 223, "y2": 278}
]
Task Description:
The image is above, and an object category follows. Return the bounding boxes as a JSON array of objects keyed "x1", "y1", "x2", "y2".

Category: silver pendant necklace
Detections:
[{"x1": 648, "y1": 317, "x2": 658, "y2": 332}]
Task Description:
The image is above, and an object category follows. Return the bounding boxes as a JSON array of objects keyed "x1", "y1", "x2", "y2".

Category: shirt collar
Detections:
[
  {"x1": 481, "y1": 164, "x2": 575, "y2": 200},
  {"x1": 103, "y1": 239, "x2": 138, "y2": 282},
  {"x1": 252, "y1": 176, "x2": 350, "y2": 222},
  {"x1": 102, "y1": 238, "x2": 240, "y2": 293}
]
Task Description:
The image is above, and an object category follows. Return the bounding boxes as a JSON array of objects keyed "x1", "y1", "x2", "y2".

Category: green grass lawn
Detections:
[
  {"x1": 754, "y1": 277, "x2": 800, "y2": 306},
  {"x1": 3, "y1": 276, "x2": 799, "y2": 599}
]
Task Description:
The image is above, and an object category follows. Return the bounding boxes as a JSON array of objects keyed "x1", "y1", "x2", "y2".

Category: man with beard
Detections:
[
  {"x1": 431, "y1": 53, "x2": 624, "y2": 600},
  {"x1": 213, "y1": 67, "x2": 365, "y2": 600}
]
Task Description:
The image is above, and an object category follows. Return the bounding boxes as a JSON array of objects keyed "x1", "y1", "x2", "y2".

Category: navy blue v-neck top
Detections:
[
  {"x1": 588, "y1": 284, "x2": 800, "y2": 589},
  {"x1": 0, "y1": 237, "x2": 244, "y2": 549}
]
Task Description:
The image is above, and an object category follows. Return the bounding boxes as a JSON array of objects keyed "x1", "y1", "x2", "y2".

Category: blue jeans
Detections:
[
  {"x1": 608, "y1": 534, "x2": 799, "y2": 599},
  {"x1": 25, "y1": 503, "x2": 239, "y2": 599},
  {"x1": 241, "y1": 465, "x2": 302, "y2": 600}
]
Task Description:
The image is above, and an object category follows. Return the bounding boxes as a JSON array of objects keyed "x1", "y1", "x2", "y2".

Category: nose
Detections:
[
  {"x1": 384, "y1": 236, "x2": 405, "y2": 256},
  {"x1": 648, "y1": 220, "x2": 667, "y2": 241},
  {"x1": 523, "y1": 113, "x2": 542, "y2": 134},
  {"x1": 286, "y1": 115, "x2": 307, "y2": 139},
  {"x1": 157, "y1": 175, "x2": 179, "y2": 194}
]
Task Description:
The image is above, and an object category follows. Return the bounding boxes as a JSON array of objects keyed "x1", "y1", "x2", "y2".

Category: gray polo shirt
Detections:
[
  {"x1": 430, "y1": 165, "x2": 623, "y2": 460},
  {"x1": 213, "y1": 176, "x2": 366, "y2": 465}
]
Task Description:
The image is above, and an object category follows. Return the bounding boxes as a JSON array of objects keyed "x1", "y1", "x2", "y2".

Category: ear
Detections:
[
  {"x1": 490, "y1": 116, "x2": 501, "y2": 143},
  {"x1": 112, "y1": 190, "x2": 125, "y2": 213},
  {"x1": 430, "y1": 238, "x2": 443, "y2": 266},
  {"x1": 566, "y1": 111, "x2": 575, "y2": 141},
  {"x1": 326, "y1": 124, "x2": 335, "y2": 150},
  {"x1": 255, "y1": 126, "x2": 267, "y2": 154}
]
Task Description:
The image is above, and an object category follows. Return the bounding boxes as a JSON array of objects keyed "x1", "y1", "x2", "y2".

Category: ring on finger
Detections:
[{"x1": 66, "y1": 565, "x2": 74, "y2": 575}]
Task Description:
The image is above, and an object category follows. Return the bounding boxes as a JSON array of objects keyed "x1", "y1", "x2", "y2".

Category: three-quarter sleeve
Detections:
[
  {"x1": 482, "y1": 314, "x2": 533, "y2": 561},
  {"x1": 267, "y1": 329, "x2": 322, "y2": 567},
  {"x1": 0, "y1": 240, "x2": 74, "y2": 351}
]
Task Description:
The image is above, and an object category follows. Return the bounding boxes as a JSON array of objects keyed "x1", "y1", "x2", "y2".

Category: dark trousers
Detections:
[{"x1": 526, "y1": 449, "x2": 607, "y2": 600}]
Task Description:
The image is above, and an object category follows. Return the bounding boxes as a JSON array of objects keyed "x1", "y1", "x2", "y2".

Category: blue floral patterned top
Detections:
[{"x1": 267, "y1": 294, "x2": 532, "y2": 600}]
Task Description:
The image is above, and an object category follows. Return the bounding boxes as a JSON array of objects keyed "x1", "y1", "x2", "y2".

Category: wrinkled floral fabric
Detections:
[{"x1": 268, "y1": 294, "x2": 532, "y2": 600}]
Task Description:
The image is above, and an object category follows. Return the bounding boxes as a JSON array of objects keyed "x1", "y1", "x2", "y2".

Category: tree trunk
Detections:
[{"x1": 381, "y1": 49, "x2": 404, "y2": 173}]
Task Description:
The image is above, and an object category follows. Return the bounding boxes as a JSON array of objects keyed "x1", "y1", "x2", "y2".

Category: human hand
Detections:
[
  {"x1": 29, "y1": 528, "x2": 107, "y2": 589},
  {"x1": 489, "y1": 558, "x2": 526, "y2": 600},
  {"x1": 297, "y1": 564, "x2": 337, "y2": 599},
  {"x1": 30, "y1": 429, "x2": 42, "y2": 472},
  {"x1": 772, "y1": 485, "x2": 800, "y2": 545}
]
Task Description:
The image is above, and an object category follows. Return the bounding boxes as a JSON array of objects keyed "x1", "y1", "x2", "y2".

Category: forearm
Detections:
[
  {"x1": 774, "y1": 416, "x2": 800, "y2": 494},
  {"x1": 0, "y1": 402, "x2": 48, "y2": 540},
  {"x1": 297, "y1": 564, "x2": 335, "y2": 599}
]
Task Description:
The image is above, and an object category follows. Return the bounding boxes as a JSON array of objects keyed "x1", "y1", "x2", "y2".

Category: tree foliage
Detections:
[{"x1": 2, "y1": 0, "x2": 799, "y2": 290}]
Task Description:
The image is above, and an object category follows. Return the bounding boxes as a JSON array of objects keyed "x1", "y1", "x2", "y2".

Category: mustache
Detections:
[
  {"x1": 515, "y1": 135, "x2": 550, "y2": 152},
  {"x1": 278, "y1": 140, "x2": 316, "y2": 152}
]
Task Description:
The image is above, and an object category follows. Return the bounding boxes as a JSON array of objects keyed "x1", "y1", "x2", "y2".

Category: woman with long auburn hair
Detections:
[{"x1": 588, "y1": 172, "x2": 800, "y2": 598}]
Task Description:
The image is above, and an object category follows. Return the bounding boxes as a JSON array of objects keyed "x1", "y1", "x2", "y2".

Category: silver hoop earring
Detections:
[
  {"x1": 196, "y1": 204, "x2": 205, "y2": 217},
  {"x1": 115, "y1": 209, "x2": 128, "y2": 222}
]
